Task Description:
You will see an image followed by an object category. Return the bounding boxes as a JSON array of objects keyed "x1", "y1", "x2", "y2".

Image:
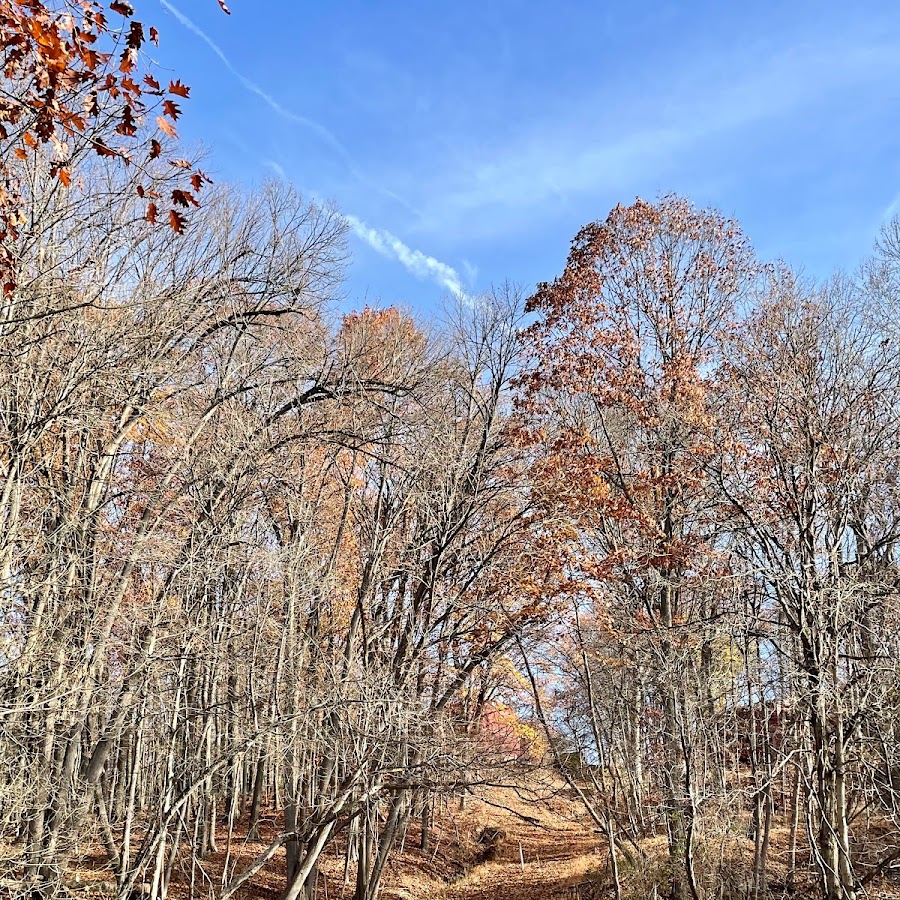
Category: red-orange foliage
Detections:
[
  {"x1": 516, "y1": 195, "x2": 758, "y2": 623},
  {"x1": 0, "y1": 0, "x2": 225, "y2": 290}
]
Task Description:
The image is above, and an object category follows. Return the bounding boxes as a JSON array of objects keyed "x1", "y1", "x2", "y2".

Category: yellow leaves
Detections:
[
  {"x1": 128, "y1": 409, "x2": 173, "y2": 443},
  {"x1": 479, "y1": 702, "x2": 548, "y2": 759},
  {"x1": 493, "y1": 655, "x2": 530, "y2": 690}
]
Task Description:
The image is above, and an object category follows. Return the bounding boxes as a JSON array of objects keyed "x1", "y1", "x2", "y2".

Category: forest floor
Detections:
[
  {"x1": 163, "y1": 774, "x2": 900, "y2": 900},
  {"x1": 39, "y1": 773, "x2": 607, "y2": 900},
  {"x1": 180, "y1": 774, "x2": 608, "y2": 900},
  {"x1": 20, "y1": 772, "x2": 900, "y2": 899},
  {"x1": 392, "y1": 777, "x2": 605, "y2": 900}
]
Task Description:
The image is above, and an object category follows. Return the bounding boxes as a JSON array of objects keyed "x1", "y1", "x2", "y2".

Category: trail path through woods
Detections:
[
  {"x1": 437, "y1": 840, "x2": 603, "y2": 900},
  {"x1": 58, "y1": 777, "x2": 606, "y2": 900},
  {"x1": 385, "y1": 782, "x2": 607, "y2": 900}
]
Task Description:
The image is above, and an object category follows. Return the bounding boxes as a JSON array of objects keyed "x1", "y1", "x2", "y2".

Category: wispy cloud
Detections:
[
  {"x1": 394, "y1": 33, "x2": 900, "y2": 241},
  {"x1": 344, "y1": 215, "x2": 466, "y2": 298},
  {"x1": 262, "y1": 159, "x2": 288, "y2": 181},
  {"x1": 159, "y1": 1, "x2": 348, "y2": 156},
  {"x1": 882, "y1": 191, "x2": 900, "y2": 223},
  {"x1": 158, "y1": 0, "x2": 416, "y2": 214}
]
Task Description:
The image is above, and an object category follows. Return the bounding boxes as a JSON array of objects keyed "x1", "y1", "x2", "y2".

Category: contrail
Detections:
[
  {"x1": 158, "y1": 0, "x2": 417, "y2": 214},
  {"x1": 345, "y1": 215, "x2": 466, "y2": 299}
]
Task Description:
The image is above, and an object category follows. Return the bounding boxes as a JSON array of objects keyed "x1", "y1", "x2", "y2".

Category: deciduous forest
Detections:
[{"x1": 2, "y1": 4, "x2": 899, "y2": 900}]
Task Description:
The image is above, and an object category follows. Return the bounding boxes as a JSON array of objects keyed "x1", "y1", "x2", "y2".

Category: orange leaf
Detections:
[
  {"x1": 119, "y1": 47, "x2": 137, "y2": 73},
  {"x1": 168, "y1": 80, "x2": 190, "y2": 98},
  {"x1": 156, "y1": 116, "x2": 177, "y2": 138},
  {"x1": 146, "y1": 202, "x2": 158, "y2": 224},
  {"x1": 169, "y1": 208, "x2": 186, "y2": 233},
  {"x1": 162, "y1": 99, "x2": 181, "y2": 121},
  {"x1": 81, "y1": 48, "x2": 100, "y2": 70},
  {"x1": 57, "y1": 168, "x2": 71, "y2": 187},
  {"x1": 92, "y1": 140, "x2": 118, "y2": 158},
  {"x1": 172, "y1": 189, "x2": 199, "y2": 208}
]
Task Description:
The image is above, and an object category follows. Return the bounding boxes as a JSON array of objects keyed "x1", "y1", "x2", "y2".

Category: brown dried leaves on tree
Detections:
[
  {"x1": 0, "y1": 0, "x2": 226, "y2": 290},
  {"x1": 517, "y1": 195, "x2": 757, "y2": 589}
]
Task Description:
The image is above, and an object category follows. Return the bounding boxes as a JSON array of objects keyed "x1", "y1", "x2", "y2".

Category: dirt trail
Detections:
[
  {"x1": 55, "y1": 776, "x2": 604, "y2": 900},
  {"x1": 438, "y1": 843, "x2": 602, "y2": 900},
  {"x1": 383, "y1": 781, "x2": 606, "y2": 900}
]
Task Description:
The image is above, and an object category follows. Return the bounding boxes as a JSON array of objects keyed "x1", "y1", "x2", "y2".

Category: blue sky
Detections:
[{"x1": 151, "y1": 0, "x2": 900, "y2": 312}]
